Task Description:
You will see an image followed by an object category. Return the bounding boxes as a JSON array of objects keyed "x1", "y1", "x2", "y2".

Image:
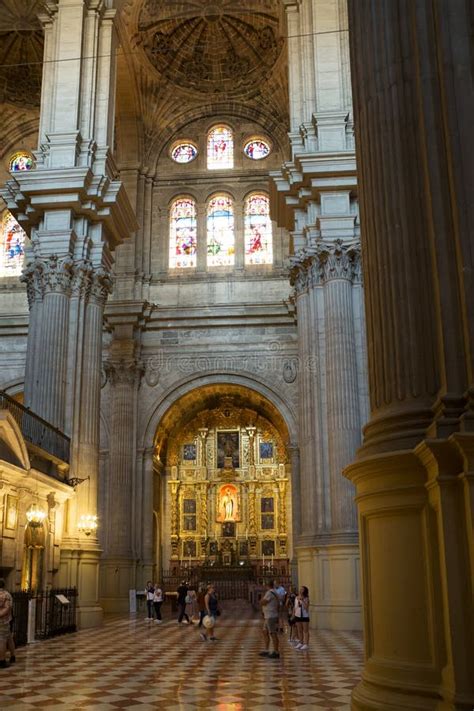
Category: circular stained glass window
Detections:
[
  {"x1": 243, "y1": 138, "x2": 271, "y2": 160},
  {"x1": 170, "y1": 142, "x2": 198, "y2": 164},
  {"x1": 9, "y1": 151, "x2": 34, "y2": 172}
]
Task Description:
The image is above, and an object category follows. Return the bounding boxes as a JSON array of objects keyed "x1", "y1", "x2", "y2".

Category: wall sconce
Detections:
[{"x1": 77, "y1": 513, "x2": 98, "y2": 536}]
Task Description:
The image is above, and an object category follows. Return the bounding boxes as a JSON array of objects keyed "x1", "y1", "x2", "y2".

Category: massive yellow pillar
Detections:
[{"x1": 346, "y1": 1, "x2": 474, "y2": 707}]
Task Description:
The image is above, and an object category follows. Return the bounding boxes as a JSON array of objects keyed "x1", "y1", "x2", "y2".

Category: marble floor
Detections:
[{"x1": 0, "y1": 601, "x2": 363, "y2": 710}]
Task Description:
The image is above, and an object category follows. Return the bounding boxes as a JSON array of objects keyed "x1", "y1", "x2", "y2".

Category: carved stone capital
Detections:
[
  {"x1": 89, "y1": 266, "x2": 113, "y2": 306},
  {"x1": 42, "y1": 255, "x2": 74, "y2": 295},
  {"x1": 289, "y1": 257, "x2": 310, "y2": 296},
  {"x1": 103, "y1": 359, "x2": 145, "y2": 388},
  {"x1": 71, "y1": 260, "x2": 93, "y2": 299},
  {"x1": 21, "y1": 259, "x2": 45, "y2": 308},
  {"x1": 314, "y1": 240, "x2": 361, "y2": 284}
]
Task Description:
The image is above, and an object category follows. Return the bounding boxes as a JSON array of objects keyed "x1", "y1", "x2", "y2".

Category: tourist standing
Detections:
[
  {"x1": 197, "y1": 584, "x2": 207, "y2": 627},
  {"x1": 153, "y1": 583, "x2": 164, "y2": 623},
  {"x1": 177, "y1": 581, "x2": 191, "y2": 624},
  {"x1": 0, "y1": 578, "x2": 15, "y2": 668},
  {"x1": 259, "y1": 579, "x2": 281, "y2": 659},
  {"x1": 200, "y1": 584, "x2": 219, "y2": 641},
  {"x1": 286, "y1": 585, "x2": 298, "y2": 645},
  {"x1": 294, "y1": 586, "x2": 310, "y2": 650},
  {"x1": 274, "y1": 578, "x2": 287, "y2": 632},
  {"x1": 145, "y1": 581, "x2": 155, "y2": 621}
]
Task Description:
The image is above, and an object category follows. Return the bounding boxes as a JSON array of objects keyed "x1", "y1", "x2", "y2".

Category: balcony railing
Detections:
[{"x1": 0, "y1": 390, "x2": 70, "y2": 464}]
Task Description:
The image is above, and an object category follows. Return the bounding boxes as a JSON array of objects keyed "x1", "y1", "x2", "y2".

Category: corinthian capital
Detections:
[
  {"x1": 104, "y1": 359, "x2": 144, "y2": 388},
  {"x1": 21, "y1": 259, "x2": 45, "y2": 308},
  {"x1": 314, "y1": 240, "x2": 361, "y2": 284},
  {"x1": 89, "y1": 267, "x2": 113, "y2": 306},
  {"x1": 289, "y1": 257, "x2": 310, "y2": 296},
  {"x1": 42, "y1": 255, "x2": 74, "y2": 295},
  {"x1": 71, "y1": 260, "x2": 93, "y2": 298}
]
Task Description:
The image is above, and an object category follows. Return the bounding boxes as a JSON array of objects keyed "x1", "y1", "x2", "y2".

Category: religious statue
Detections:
[{"x1": 216, "y1": 483, "x2": 240, "y2": 522}]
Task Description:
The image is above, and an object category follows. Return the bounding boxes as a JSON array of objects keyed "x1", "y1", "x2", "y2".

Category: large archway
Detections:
[{"x1": 151, "y1": 382, "x2": 296, "y2": 586}]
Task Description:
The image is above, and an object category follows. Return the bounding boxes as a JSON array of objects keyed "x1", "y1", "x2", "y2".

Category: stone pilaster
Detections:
[{"x1": 346, "y1": 0, "x2": 474, "y2": 707}]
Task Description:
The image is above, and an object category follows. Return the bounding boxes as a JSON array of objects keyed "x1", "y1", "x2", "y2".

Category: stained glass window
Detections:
[
  {"x1": 9, "y1": 151, "x2": 34, "y2": 172},
  {"x1": 207, "y1": 125, "x2": 233, "y2": 170},
  {"x1": 171, "y1": 142, "x2": 198, "y2": 164},
  {"x1": 207, "y1": 194, "x2": 235, "y2": 267},
  {"x1": 244, "y1": 194, "x2": 273, "y2": 265},
  {"x1": 169, "y1": 197, "x2": 197, "y2": 269},
  {"x1": 0, "y1": 210, "x2": 26, "y2": 277},
  {"x1": 244, "y1": 138, "x2": 271, "y2": 160}
]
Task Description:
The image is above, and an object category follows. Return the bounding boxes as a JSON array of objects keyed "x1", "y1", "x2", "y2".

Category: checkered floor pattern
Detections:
[{"x1": 0, "y1": 601, "x2": 363, "y2": 709}]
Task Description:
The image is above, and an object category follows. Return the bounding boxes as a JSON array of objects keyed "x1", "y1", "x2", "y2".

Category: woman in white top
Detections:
[
  {"x1": 153, "y1": 583, "x2": 164, "y2": 623},
  {"x1": 293, "y1": 586, "x2": 310, "y2": 650}
]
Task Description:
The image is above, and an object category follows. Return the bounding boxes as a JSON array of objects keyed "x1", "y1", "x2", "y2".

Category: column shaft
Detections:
[{"x1": 324, "y1": 276, "x2": 359, "y2": 531}]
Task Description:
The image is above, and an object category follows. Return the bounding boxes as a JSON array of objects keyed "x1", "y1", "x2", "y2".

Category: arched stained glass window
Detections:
[
  {"x1": 169, "y1": 197, "x2": 197, "y2": 269},
  {"x1": 244, "y1": 194, "x2": 273, "y2": 265},
  {"x1": 0, "y1": 210, "x2": 26, "y2": 276},
  {"x1": 207, "y1": 194, "x2": 235, "y2": 267},
  {"x1": 207, "y1": 125, "x2": 233, "y2": 170}
]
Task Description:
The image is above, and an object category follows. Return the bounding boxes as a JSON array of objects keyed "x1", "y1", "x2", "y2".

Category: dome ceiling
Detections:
[
  {"x1": 0, "y1": 0, "x2": 44, "y2": 108},
  {"x1": 135, "y1": 0, "x2": 284, "y2": 98}
]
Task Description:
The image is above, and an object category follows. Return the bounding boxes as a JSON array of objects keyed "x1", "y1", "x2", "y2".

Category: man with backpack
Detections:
[{"x1": 258, "y1": 579, "x2": 281, "y2": 659}]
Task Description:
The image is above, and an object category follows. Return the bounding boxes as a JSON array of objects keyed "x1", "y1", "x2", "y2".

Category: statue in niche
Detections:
[{"x1": 216, "y1": 483, "x2": 240, "y2": 522}]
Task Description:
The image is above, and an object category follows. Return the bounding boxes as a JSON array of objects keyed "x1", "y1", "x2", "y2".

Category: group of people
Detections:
[
  {"x1": 260, "y1": 579, "x2": 310, "y2": 659},
  {"x1": 145, "y1": 580, "x2": 221, "y2": 642}
]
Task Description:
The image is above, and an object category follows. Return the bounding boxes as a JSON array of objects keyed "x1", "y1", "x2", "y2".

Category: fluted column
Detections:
[
  {"x1": 75, "y1": 269, "x2": 112, "y2": 526},
  {"x1": 21, "y1": 261, "x2": 44, "y2": 410},
  {"x1": 30, "y1": 256, "x2": 73, "y2": 430},
  {"x1": 346, "y1": 1, "x2": 474, "y2": 707},
  {"x1": 320, "y1": 242, "x2": 360, "y2": 532},
  {"x1": 104, "y1": 360, "x2": 143, "y2": 558},
  {"x1": 290, "y1": 262, "x2": 321, "y2": 538},
  {"x1": 139, "y1": 447, "x2": 155, "y2": 585}
]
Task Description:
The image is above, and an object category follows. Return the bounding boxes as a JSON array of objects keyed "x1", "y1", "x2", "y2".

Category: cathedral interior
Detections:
[{"x1": 0, "y1": 1, "x2": 472, "y2": 709}]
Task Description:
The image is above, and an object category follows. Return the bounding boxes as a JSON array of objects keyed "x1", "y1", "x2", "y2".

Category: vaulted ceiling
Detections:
[{"x1": 0, "y1": 0, "x2": 289, "y2": 176}]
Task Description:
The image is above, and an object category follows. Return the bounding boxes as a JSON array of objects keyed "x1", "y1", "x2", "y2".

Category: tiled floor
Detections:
[{"x1": 0, "y1": 601, "x2": 363, "y2": 710}]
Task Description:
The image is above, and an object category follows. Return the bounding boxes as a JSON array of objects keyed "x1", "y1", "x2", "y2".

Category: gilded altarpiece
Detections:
[{"x1": 165, "y1": 402, "x2": 290, "y2": 568}]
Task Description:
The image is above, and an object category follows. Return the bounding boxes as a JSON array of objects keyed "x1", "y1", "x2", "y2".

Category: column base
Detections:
[
  {"x1": 100, "y1": 557, "x2": 137, "y2": 613},
  {"x1": 296, "y1": 543, "x2": 362, "y2": 631},
  {"x1": 351, "y1": 679, "x2": 453, "y2": 711},
  {"x1": 59, "y1": 541, "x2": 103, "y2": 629}
]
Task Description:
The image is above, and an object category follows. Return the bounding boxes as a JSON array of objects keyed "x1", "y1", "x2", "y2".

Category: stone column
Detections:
[
  {"x1": 139, "y1": 447, "x2": 155, "y2": 587},
  {"x1": 346, "y1": 0, "x2": 474, "y2": 707},
  {"x1": 21, "y1": 261, "x2": 44, "y2": 410},
  {"x1": 33, "y1": 256, "x2": 73, "y2": 430},
  {"x1": 99, "y1": 359, "x2": 142, "y2": 611},
  {"x1": 320, "y1": 242, "x2": 360, "y2": 532}
]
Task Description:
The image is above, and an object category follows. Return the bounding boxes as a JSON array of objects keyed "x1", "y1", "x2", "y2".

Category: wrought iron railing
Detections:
[
  {"x1": 0, "y1": 390, "x2": 70, "y2": 463},
  {"x1": 11, "y1": 588, "x2": 77, "y2": 647}
]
